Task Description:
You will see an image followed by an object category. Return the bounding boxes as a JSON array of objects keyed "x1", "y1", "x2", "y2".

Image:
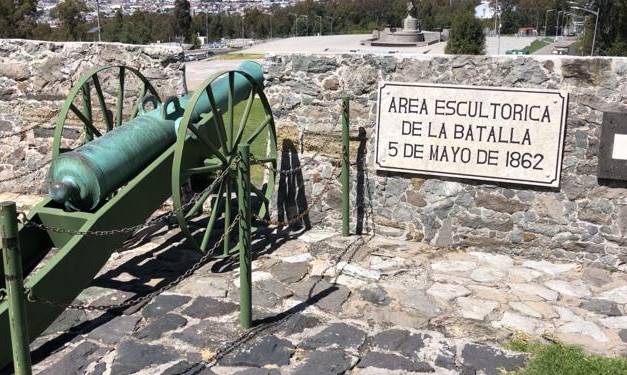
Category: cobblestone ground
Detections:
[{"x1": 3, "y1": 195, "x2": 627, "y2": 375}]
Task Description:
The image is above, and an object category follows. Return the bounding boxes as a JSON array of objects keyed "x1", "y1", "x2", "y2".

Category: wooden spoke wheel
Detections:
[
  {"x1": 172, "y1": 70, "x2": 277, "y2": 254},
  {"x1": 52, "y1": 65, "x2": 161, "y2": 157}
]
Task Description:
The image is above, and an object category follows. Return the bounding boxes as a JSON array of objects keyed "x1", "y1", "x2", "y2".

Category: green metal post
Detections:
[
  {"x1": 237, "y1": 144, "x2": 252, "y2": 329},
  {"x1": 341, "y1": 96, "x2": 350, "y2": 237},
  {"x1": 1, "y1": 202, "x2": 32, "y2": 375}
]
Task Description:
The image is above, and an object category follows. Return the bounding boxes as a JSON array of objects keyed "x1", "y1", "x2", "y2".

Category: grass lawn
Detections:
[
  {"x1": 508, "y1": 338, "x2": 627, "y2": 375},
  {"x1": 524, "y1": 38, "x2": 552, "y2": 54}
]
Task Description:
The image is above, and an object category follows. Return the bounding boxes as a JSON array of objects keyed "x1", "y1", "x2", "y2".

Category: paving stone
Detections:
[
  {"x1": 599, "y1": 316, "x2": 627, "y2": 329},
  {"x1": 431, "y1": 260, "x2": 476, "y2": 273},
  {"x1": 90, "y1": 315, "x2": 142, "y2": 345},
  {"x1": 220, "y1": 335, "x2": 294, "y2": 367},
  {"x1": 493, "y1": 311, "x2": 545, "y2": 335},
  {"x1": 173, "y1": 320, "x2": 240, "y2": 348},
  {"x1": 300, "y1": 323, "x2": 366, "y2": 350},
  {"x1": 435, "y1": 344, "x2": 457, "y2": 370},
  {"x1": 281, "y1": 253, "x2": 313, "y2": 263},
  {"x1": 558, "y1": 321, "x2": 608, "y2": 342},
  {"x1": 461, "y1": 343, "x2": 527, "y2": 375},
  {"x1": 554, "y1": 306, "x2": 584, "y2": 322},
  {"x1": 359, "y1": 286, "x2": 391, "y2": 305},
  {"x1": 182, "y1": 297, "x2": 238, "y2": 319},
  {"x1": 582, "y1": 267, "x2": 614, "y2": 288},
  {"x1": 357, "y1": 351, "x2": 434, "y2": 372},
  {"x1": 470, "y1": 267, "x2": 506, "y2": 283},
  {"x1": 233, "y1": 271, "x2": 273, "y2": 288},
  {"x1": 508, "y1": 267, "x2": 542, "y2": 282},
  {"x1": 142, "y1": 294, "x2": 192, "y2": 319},
  {"x1": 270, "y1": 261, "x2": 309, "y2": 283},
  {"x1": 162, "y1": 361, "x2": 216, "y2": 375},
  {"x1": 580, "y1": 299, "x2": 622, "y2": 316},
  {"x1": 427, "y1": 282, "x2": 471, "y2": 301},
  {"x1": 619, "y1": 329, "x2": 627, "y2": 342},
  {"x1": 371, "y1": 329, "x2": 428, "y2": 357},
  {"x1": 510, "y1": 283, "x2": 558, "y2": 301},
  {"x1": 111, "y1": 341, "x2": 179, "y2": 375},
  {"x1": 457, "y1": 297, "x2": 499, "y2": 320},
  {"x1": 45, "y1": 341, "x2": 102, "y2": 375},
  {"x1": 233, "y1": 369, "x2": 281, "y2": 375},
  {"x1": 251, "y1": 286, "x2": 282, "y2": 308},
  {"x1": 256, "y1": 278, "x2": 294, "y2": 298},
  {"x1": 467, "y1": 285, "x2": 510, "y2": 303},
  {"x1": 521, "y1": 260, "x2": 577, "y2": 276},
  {"x1": 336, "y1": 261, "x2": 381, "y2": 280},
  {"x1": 174, "y1": 276, "x2": 229, "y2": 298},
  {"x1": 509, "y1": 302, "x2": 543, "y2": 319},
  {"x1": 43, "y1": 309, "x2": 88, "y2": 335},
  {"x1": 134, "y1": 313, "x2": 187, "y2": 340},
  {"x1": 278, "y1": 313, "x2": 320, "y2": 335},
  {"x1": 544, "y1": 280, "x2": 591, "y2": 298},
  {"x1": 292, "y1": 350, "x2": 353, "y2": 375},
  {"x1": 387, "y1": 287, "x2": 443, "y2": 317},
  {"x1": 291, "y1": 277, "x2": 351, "y2": 312},
  {"x1": 599, "y1": 285, "x2": 627, "y2": 304},
  {"x1": 469, "y1": 252, "x2": 514, "y2": 269}
]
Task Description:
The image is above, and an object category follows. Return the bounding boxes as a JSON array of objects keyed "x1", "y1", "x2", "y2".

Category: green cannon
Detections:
[{"x1": 0, "y1": 60, "x2": 278, "y2": 370}]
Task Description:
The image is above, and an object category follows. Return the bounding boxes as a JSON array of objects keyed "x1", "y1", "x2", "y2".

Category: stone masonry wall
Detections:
[
  {"x1": 264, "y1": 54, "x2": 627, "y2": 269},
  {"x1": 0, "y1": 39, "x2": 184, "y2": 193}
]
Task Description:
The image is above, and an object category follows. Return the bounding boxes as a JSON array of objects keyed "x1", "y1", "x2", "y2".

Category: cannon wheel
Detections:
[
  {"x1": 52, "y1": 65, "x2": 161, "y2": 158},
  {"x1": 172, "y1": 70, "x2": 277, "y2": 254}
]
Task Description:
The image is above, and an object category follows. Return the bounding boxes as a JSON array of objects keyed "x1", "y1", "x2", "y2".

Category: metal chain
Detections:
[
  {"x1": 0, "y1": 159, "x2": 52, "y2": 183},
  {"x1": 21, "y1": 158, "x2": 237, "y2": 236},
  {"x1": 0, "y1": 124, "x2": 55, "y2": 140},
  {"x1": 253, "y1": 165, "x2": 340, "y2": 227},
  {"x1": 25, "y1": 215, "x2": 241, "y2": 312}
]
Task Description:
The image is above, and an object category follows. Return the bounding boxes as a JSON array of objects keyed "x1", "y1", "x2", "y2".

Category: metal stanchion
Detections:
[
  {"x1": 341, "y1": 96, "x2": 350, "y2": 237},
  {"x1": 237, "y1": 144, "x2": 252, "y2": 329},
  {"x1": 1, "y1": 201, "x2": 32, "y2": 375}
]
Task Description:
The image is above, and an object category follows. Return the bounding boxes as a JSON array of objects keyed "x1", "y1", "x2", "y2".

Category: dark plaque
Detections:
[{"x1": 598, "y1": 112, "x2": 627, "y2": 181}]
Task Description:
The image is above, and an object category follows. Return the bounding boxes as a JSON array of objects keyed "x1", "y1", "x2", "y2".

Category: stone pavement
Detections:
[{"x1": 3, "y1": 195, "x2": 627, "y2": 375}]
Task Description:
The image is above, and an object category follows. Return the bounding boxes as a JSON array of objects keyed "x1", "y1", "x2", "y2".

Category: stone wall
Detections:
[
  {"x1": 0, "y1": 39, "x2": 184, "y2": 193},
  {"x1": 264, "y1": 53, "x2": 627, "y2": 268}
]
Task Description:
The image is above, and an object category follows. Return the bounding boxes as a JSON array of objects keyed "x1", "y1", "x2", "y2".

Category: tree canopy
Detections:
[{"x1": 445, "y1": 9, "x2": 486, "y2": 55}]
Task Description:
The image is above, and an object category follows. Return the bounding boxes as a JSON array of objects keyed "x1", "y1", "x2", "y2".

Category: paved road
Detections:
[{"x1": 238, "y1": 34, "x2": 539, "y2": 56}]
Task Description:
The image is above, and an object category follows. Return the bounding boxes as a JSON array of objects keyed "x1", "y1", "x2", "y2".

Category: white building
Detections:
[{"x1": 475, "y1": 0, "x2": 495, "y2": 20}]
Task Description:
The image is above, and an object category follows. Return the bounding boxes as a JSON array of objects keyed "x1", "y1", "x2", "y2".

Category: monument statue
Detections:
[{"x1": 361, "y1": 0, "x2": 426, "y2": 47}]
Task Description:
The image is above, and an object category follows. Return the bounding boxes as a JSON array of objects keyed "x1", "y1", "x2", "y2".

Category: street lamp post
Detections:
[
  {"x1": 96, "y1": 0, "x2": 102, "y2": 42},
  {"x1": 545, "y1": 9, "x2": 555, "y2": 37},
  {"x1": 315, "y1": 15, "x2": 322, "y2": 36},
  {"x1": 556, "y1": 10, "x2": 565, "y2": 42},
  {"x1": 326, "y1": 16, "x2": 334, "y2": 35},
  {"x1": 570, "y1": 5, "x2": 599, "y2": 56}
]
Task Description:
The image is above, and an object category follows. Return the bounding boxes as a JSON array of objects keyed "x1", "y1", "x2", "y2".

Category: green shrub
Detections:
[{"x1": 445, "y1": 11, "x2": 485, "y2": 55}]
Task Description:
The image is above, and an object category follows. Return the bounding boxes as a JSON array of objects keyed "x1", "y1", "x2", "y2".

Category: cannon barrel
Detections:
[{"x1": 49, "y1": 61, "x2": 264, "y2": 211}]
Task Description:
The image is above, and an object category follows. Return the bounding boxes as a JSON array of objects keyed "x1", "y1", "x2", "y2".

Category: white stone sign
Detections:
[{"x1": 375, "y1": 82, "x2": 569, "y2": 187}]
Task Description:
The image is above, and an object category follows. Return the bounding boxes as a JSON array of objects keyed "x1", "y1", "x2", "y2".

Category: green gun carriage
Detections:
[{"x1": 0, "y1": 61, "x2": 278, "y2": 369}]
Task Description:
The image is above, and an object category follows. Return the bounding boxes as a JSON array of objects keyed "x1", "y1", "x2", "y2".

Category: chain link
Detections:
[
  {"x1": 26, "y1": 214, "x2": 241, "y2": 312},
  {"x1": 21, "y1": 158, "x2": 238, "y2": 236},
  {"x1": 0, "y1": 288, "x2": 6, "y2": 303}
]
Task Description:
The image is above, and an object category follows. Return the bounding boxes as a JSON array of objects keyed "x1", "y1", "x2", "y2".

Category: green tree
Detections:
[
  {"x1": 0, "y1": 0, "x2": 38, "y2": 38},
  {"x1": 174, "y1": 0, "x2": 192, "y2": 43},
  {"x1": 51, "y1": 0, "x2": 90, "y2": 40},
  {"x1": 446, "y1": 10, "x2": 486, "y2": 55}
]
